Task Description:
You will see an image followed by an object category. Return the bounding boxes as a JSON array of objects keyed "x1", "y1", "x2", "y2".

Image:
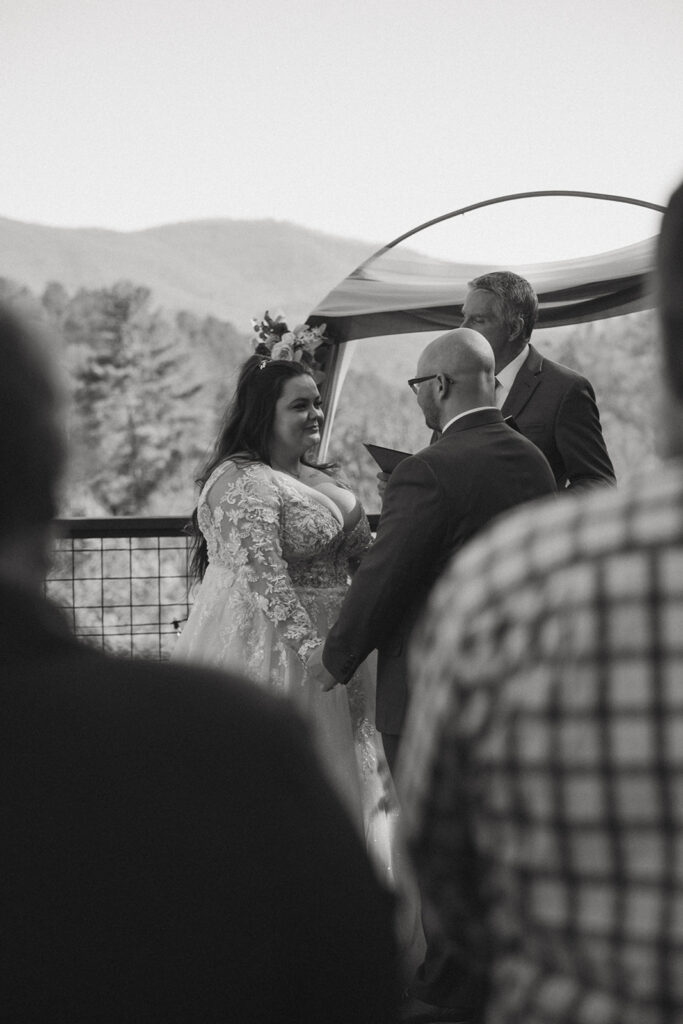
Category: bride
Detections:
[{"x1": 173, "y1": 327, "x2": 396, "y2": 876}]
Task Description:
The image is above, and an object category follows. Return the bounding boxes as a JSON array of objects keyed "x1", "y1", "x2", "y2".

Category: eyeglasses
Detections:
[{"x1": 407, "y1": 374, "x2": 438, "y2": 394}]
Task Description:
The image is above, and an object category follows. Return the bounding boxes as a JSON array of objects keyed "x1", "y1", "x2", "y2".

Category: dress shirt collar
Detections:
[
  {"x1": 495, "y1": 343, "x2": 530, "y2": 407},
  {"x1": 441, "y1": 407, "x2": 499, "y2": 435}
]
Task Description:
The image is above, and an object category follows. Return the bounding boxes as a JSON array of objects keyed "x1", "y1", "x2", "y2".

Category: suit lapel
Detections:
[{"x1": 501, "y1": 345, "x2": 543, "y2": 419}]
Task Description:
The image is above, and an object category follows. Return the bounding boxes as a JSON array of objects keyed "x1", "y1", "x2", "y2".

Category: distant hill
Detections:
[
  {"x1": 0, "y1": 212, "x2": 662, "y2": 513},
  {"x1": 0, "y1": 215, "x2": 380, "y2": 329}
]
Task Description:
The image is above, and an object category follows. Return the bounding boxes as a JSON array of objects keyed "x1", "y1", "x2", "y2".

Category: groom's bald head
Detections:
[
  {"x1": 414, "y1": 328, "x2": 496, "y2": 431},
  {"x1": 419, "y1": 328, "x2": 496, "y2": 381}
]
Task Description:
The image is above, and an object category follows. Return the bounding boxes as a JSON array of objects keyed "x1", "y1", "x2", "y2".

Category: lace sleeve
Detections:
[
  {"x1": 206, "y1": 462, "x2": 323, "y2": 663},
  {"x1": 339, "y1": 506, "x2": 370, "y2": 576}
]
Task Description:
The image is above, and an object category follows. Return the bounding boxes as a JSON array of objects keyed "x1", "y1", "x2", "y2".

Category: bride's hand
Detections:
[
  {"x1": 306, "y1": 643, "x2": 339, "y2": 691},
  {"x1": 319, "y1": 669, "x2": 339, "y2": 692}
]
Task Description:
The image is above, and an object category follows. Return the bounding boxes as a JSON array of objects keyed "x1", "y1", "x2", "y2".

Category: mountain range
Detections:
[
  {"x1": 0, "y1": 211, "x2": 662, "y2": 506},
  {"x1": 0, "y1": 214, "x2": 381, "y2": 330}
]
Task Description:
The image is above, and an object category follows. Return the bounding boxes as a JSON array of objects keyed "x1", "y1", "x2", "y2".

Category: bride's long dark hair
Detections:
[{"x1": 189, "y1": 355, "x2": 330, "y2": 581}]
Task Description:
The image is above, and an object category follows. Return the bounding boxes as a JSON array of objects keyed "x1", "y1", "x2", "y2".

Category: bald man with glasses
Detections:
[
  {"x1": 308, "y1": 328, "x2": 556, "y2": 1021},
  {"x1": 312, "y1": 328, "x2": 556, "y2": 768}
]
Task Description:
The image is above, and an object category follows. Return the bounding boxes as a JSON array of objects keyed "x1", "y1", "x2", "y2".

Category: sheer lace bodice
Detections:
[
  {"x1": 175, "y1": 458, "x2": 375, "y2": 692},
  {"x1": 173, "y1": 456, "x2": 411, "y2": 905},
  {"x1": 199, "y1": 459, "x2": 371, "y2": 587}
]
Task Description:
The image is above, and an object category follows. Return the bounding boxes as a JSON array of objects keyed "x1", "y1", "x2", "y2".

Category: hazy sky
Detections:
[{"x1": 2, "y1": 0, "x2": 682, "y2": 251}]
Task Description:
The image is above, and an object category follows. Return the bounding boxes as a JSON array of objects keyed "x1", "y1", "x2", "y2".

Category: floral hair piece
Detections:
[{"x1": 251, "y1": 311, "x2": 331, "y2": 384}]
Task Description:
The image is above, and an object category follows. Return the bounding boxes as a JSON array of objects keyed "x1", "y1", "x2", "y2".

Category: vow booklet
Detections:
[{"x1": 363, "y1": 443, "x2": 411, "y2": 474}]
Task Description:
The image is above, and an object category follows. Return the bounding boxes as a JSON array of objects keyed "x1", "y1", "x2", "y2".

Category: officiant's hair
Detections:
[
  {"x1": 0, "y1": 306, "x2": 66, "y2": 541},
  {"x1": 468, "y1": 271, "x2": 538, "y2": 343},
  {"x1": 189, "y1": 355, "x2": 322, "y2": 580}
]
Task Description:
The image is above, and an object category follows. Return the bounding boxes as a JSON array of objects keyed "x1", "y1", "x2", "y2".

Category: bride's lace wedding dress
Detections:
[{"x1": 173, "y1": 458, "x2": 397, "y2": 879}]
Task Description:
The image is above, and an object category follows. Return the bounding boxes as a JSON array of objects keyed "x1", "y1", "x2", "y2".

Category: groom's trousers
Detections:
[{"x1": 382, "y1": 730, "x2": 483, "y2": 1015}]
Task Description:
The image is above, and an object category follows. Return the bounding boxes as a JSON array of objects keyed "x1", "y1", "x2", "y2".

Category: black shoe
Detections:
[{"x1": 398, "y1": 990, "x2": 476, "y2": 1023}]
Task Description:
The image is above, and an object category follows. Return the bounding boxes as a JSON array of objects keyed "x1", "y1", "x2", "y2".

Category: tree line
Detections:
[
  {"x1": 0, "y1": 276, "x2": 661, "y2": 518},
  {"x1": 1, "y1": 277, "x2": 250, "y2": 515}
]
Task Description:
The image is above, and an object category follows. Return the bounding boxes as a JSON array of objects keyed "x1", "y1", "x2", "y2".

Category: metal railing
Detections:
[
  {"x1": 46, "y1": 513, "x2": 381, "y2": 661},
  {"x1": 46, "y1": 517, "x2": 193, "y2": 660}
]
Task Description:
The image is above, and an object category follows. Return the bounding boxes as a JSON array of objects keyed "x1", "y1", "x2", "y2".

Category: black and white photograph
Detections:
[{"x1": 2, "y1": 1, "x2": 682, "y2": 1021}]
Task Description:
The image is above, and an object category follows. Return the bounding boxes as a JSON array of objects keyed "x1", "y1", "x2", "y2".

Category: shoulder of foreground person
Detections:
[{"x1": 4, "y1": 643, "x2": 399, "y2": 1022}]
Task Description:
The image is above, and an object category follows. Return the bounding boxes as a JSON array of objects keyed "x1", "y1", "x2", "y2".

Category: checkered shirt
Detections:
[{"x1": 400, "y1": 463, "x2": 683, "y2": 1024}]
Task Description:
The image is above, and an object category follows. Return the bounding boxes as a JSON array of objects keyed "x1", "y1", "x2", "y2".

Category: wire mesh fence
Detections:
[
  {"x1": 44, "y1": 514, "x2": 380, "y2": 661},
  {"x1": 45, "y1": 518, "x2": 193, "y2": 660}
]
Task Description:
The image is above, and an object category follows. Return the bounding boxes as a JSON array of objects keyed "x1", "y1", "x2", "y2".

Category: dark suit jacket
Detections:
[
  {"x1": 502, "y1": 344, "x2": 616, "y2": 491},
  {"x1": 323, "y1": 409, "x2": 557, "y2": 736},
  {"x1": 1, "y1": 582, "x2": 397, "y2": 1023}
]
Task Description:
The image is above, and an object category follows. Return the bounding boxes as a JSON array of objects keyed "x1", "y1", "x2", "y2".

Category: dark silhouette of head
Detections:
[
  {"x1": 0, "y1": 306, "x2": 65, "y2": 588},
  {"x1": 658, "y1": 181, "x2": 683, "y2": 406}
]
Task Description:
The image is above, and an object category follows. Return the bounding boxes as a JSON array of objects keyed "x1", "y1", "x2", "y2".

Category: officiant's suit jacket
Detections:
[
  {"x1": 323, "y1": 408, "x2": 557, "y2": 737},
  {"x1": 1, "y1": 581, "x2": 397, "y2": 1022},
  {"x1": 502, "y1": 344, "x2": 616, "y2": 491}
]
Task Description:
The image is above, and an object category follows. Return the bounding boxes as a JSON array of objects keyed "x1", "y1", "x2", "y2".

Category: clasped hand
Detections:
[{"x1": 306, "y1": 644, "x2": 338, "y2": 692}]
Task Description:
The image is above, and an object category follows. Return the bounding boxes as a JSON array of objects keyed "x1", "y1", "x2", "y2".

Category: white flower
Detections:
[
  {"x1": 271, "y1": 341, "x2": 294, "y2": 360},
  {"x1": 251, "y1": 311, "x2": 329, "y2": 377},
  {"x1": 293, "y1": 326, "x2": 319, "y2": 354}
]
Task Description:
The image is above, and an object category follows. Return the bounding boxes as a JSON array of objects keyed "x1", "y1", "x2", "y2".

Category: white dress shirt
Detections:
[{"x1": 494, "y1": 344, "x2": 530, "y2": 408}]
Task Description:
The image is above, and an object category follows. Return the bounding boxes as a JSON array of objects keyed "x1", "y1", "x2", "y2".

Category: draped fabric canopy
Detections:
[
  {"x1": 307, "y1": 191, "x2": 665, "y2": 456},
  {"x1": 307, "y1": 191, "x2": 664, "y2": 343}
]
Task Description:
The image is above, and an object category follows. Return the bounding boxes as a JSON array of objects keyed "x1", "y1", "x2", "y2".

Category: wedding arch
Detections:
[{"x1": 306, "y1": 190, "x2": 665, "y2": 457}]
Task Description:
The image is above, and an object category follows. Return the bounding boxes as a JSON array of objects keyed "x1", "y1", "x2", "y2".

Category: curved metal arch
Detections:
[
  {"x1": 310, "y1": 189, "x2": 664, "y2": 459},
  {"x1": 355, "y1": 189, "x2": 666, "y2": 272}
]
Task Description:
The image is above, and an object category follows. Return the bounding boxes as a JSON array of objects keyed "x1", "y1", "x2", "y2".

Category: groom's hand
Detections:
[
  {"x1": 376, "y1": 471, "x2": 390, "y2": 503},
  {"x1": 306, "y1": 644, "x2": 339, "y2": 692}
]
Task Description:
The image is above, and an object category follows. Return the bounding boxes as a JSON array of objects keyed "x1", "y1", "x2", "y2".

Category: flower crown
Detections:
[{"x1": 251, "y1": 311, "x2": 331, "y2": 384}]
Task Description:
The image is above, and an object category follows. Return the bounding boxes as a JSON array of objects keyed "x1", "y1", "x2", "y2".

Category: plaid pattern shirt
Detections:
[{"x1": 400, "y1": 463, "x2": 683, "y2": 1024}]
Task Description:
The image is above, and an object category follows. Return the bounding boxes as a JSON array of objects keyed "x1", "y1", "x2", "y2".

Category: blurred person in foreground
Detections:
[
  {"x1": 0, "y1": 305, "x2": 398, "y2": 1022},
  {"x1": 399, "y1": 187, "x2": 683, "y2": 1023}
]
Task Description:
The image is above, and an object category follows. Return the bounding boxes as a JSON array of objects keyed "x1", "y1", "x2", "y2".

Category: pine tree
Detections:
[{"x1": 63, "y1": 282, "x2": 204, "y2": 513}]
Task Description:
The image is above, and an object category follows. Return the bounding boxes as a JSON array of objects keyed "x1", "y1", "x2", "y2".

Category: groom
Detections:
[
  {"x1": 309, "y1": 327, "x2": 557, "y2": 1021},
  {"x1": 312, "y1": 327, "x2": 556, "y2": 768}
]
